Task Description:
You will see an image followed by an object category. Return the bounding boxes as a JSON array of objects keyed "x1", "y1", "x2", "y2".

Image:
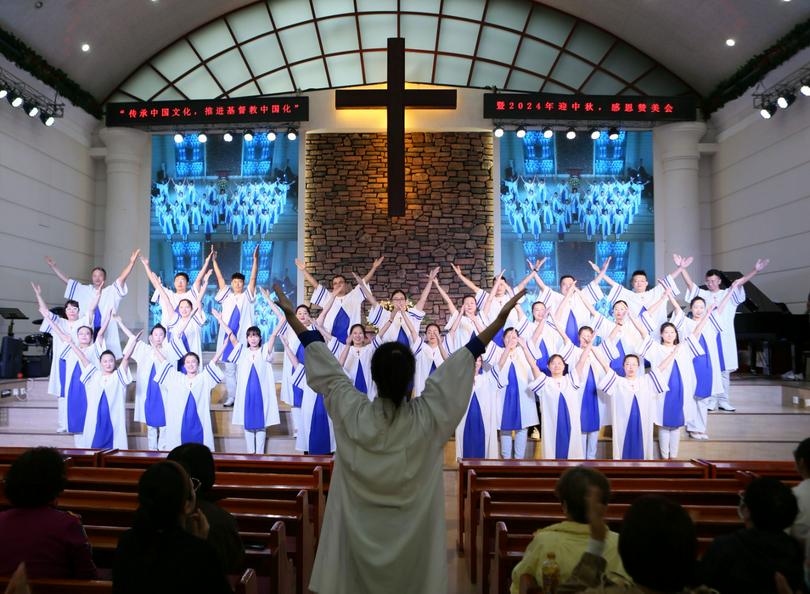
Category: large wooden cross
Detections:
[{"x1": 335, "y1": 38, "x2": 457, "y2": 216}]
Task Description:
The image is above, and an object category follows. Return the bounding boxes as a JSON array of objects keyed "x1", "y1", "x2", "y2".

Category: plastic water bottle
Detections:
[{"x1": 542, "y1": 552, "x2": 560, "y2": 593}]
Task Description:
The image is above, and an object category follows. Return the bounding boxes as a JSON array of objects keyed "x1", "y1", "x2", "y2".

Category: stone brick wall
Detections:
[{"x1": 304, "y1": 132, "x2": 494, "y2": 327}]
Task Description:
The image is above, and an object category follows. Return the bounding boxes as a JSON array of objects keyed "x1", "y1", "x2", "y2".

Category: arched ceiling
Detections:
[{"x1": 1, "y1": 0, "x2": 808, "y2": 103}]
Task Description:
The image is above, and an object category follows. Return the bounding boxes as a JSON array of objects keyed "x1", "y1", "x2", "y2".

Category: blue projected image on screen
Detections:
[
  {"x1": 499, "y1": 130, "x2": 654, "y2": 317},
  {"x1": 149, "y1": 132, "x2": 298, "y2": 350}
]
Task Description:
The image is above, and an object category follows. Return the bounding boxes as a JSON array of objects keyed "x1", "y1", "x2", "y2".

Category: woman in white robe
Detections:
[
  {"x1": 151, "y1": 271, "x2": 208, "y2": 370},
  {"x1": 335, "y1": 324, "x2": 384, "y2": 402},
  {"x1": 434, "y1": 278, "x2": 485, "y2": 352},
  {"x1": 516, "y1": 301, "x2": 560, "y2": 376},
  {"x1": 411, "y1": 323, "x2": 451, "y2": 398},
  {"x1": 270, "y1": 282, "x2": 524, "y2": 594},
  {"x1": 454, "y1": 355, "x2": 499, "y2": 459}
]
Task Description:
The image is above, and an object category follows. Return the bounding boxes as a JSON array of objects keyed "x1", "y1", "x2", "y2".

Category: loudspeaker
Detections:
[{"x1": 0, "y1": 336, "x2": 23, "y2": 379}]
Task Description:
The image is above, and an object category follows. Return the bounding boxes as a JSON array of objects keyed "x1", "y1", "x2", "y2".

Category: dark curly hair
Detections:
[{"x1": 4, "y1": 447, "x2": 67, "y2": 507}]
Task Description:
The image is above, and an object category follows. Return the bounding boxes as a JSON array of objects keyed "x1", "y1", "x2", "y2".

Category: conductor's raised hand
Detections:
[
  {"x1": 272, "y1": 282, "x2": 296, "y2": 320},
  {"x1": 495, "y1": 288, "x2": 526, "y2": 323}
]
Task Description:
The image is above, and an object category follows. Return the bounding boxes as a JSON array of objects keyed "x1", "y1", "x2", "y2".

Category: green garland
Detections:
[
  {"x1": 0, "y1": 26, "x2": 102, "y2": 119},
  {"x1": 703, "y1": 17, "x2": 810, "y2": 115}
]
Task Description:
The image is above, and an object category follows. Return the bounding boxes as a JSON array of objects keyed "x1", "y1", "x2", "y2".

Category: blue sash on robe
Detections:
[
  {"x1": 580, "y1": 367, "x2": 600, "y2": 433},
  {"x1": 58, "y1": 358, "x2": 67, "y2": 398},
  {"x1": 292, "y1": 343, "x2": 305, "y2": 407},
  {"x1": 92, "y1": 308, "x2": 102, "y2": 338},
  {"x1": 693, "y1": 335, "x2": 712, "y2": 399},
  {"x1": 181, "y1": 392, "x2": 204, "y2": 444},
  {"x1": 308, "y1": 395, "x2": 332, "y2": 454},
  {"x1": 67, "y1": 365, "x2": 88, "y2": 433},
  {"x1": 429, "y1": 361, "x2": 437, "y2": 375},
  {"x1": 91, "y1": 390, "x2": 114, "y2": 448},
  {"x1": 500, "y1": 363, "x2": 522, "y2": 430},
  {"x1": 638, "y1": 305, "x2": 648, "y2": 317},
  {"x1": 493, "y1": 327, "x2": 505, "y2": 348},
  {"x1": 622, "y1": 396, "x2": 644, "y2": 459},
  {"x1": 396, "y1": 327, "x2": 409, "y2": 347},
  {"x1": 610, "y1": 340, "x2": 627, "y2": 377},
  {"x1": 663, "y1": 361, "x2": 685, "y2": 427},
  {"x1": 354, "y1": 360, "x2": 368, "y2": 394},
  {"x1": 535, "y1": 340, "x2": 551, "y2": 376},
  {"x1": 555, "y1": 392, "x2": 572, "y2": 459},
  {"x1": 716, "y1": 332, "x2": 726, "y2": 372},
  {"x1": 244, "y1": 365, "x2": 265, "y2": 430},
  {"x1": 332, "y1": 308, "x2": 350, "y2": 344},
  {"x1": 463, "y1": 392, "x2": 486, "y2": 457},
  {"x1": 222, "y1": 306, "x2": 241, "y2": 360},
  {"x1": 178, "y1": 333, "x2": 191, "y2": 372},
  {"x1": 565, "y1": 311, "x2": 579, "y2": 346},
  {"x1": 145, "y1": 363, "x2": 166, "y2": 427}
]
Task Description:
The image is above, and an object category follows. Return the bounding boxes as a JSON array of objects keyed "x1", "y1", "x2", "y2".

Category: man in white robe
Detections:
[{"x1": 272, "y1": 282, "x2": 524, "y2": 594}]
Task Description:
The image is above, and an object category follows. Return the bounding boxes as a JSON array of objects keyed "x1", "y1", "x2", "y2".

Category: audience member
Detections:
[
  {"x1": 112, "y1": 460, "x2": 232, "y2": 594},
  {"x1": 511, "y1": 467, "x2": 627, "y2": 592},
  {"x1": 792, "y1": 438, "x2": 810, "y2": 547},
  {"x1": 0, "y1": 448, "x2": 96, "y2": 580},
  {"x1": 167, "y1": 443, "x2": 245, "y2": 573}
]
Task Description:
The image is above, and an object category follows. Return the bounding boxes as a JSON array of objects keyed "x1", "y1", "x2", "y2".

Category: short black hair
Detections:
[
  {"x1": 630, "y1": 270, "x2": 647, "y2": 280},
  {"x1": 174, "y1": 272, "x2": 190, "y2": 283},
  {"x1": 135, "y1": 461, "x2": 191, "y2": 532},
  {"x1": 619, "y1": 496, "x2": 697, "y2": 591},
  {"x1": 794, "y1": 437, "x2": 810, "y2": 465},
  {"x1": 331, "y1": 274, "x2": 346, "y2": 283},
  {"x1": 555, "y1": 466, "x2": 610, "y2": 524},
  {"x1": 623, "y1": 354, "x2": 640, "y2": 365},
  {"x1": 425, "y1": 323, "x2": 441, "y2": 334},
  {"x1": 231, "y1": 272, "x2": 245, "y2": 281},
  {"x1": 178, "y1": 298, "x2": 193, "y2": 309},
  {"x1": 4, "y1": 447, "x2": 67, "y2": 507},
  {"x1": 91, "y1": 266, "x2": 107, "y2": 279},
  {"x1": 559, "y1": 274, "x2": 575, "y2": 284},
  {"x1": 183, "y1": 352, "x2": 200, "y2": 366},
  {"x1": 742, "y1": 477, "x2": 798, "y2": 531},
  {"x1": 390, "y1": 290, "x2": 407, "y2": 300},
  {"x1": 296, "y1": 304, "x2": 311, "y2": 315},
  {"x1": 245, "y1": 325, "x2": 262, "y2": 346},
  {"x1": 578, "y1": 325, "x2": 594, "y2": 337},
  {"x1": 689, "y1": 296, "x2": 705, "y2": 308},
  {"x1": 99, "y1": 349, "x2": 116, "y2": 361},
  {"x1": 167, "y1": 443, "x2": 215, "y2": 495},
  {"x1": 705, "y1": 269, "x2": 723, "y2": 279},
  {"x1": 371, "y1": 341, "x2": 415, "y2": 409},
  {"x1": 151, "y1": 323, "x2": 166, "y2": 336},
  {"x1": 64, "y1": 299, "x2": 80, "y2": 310}
]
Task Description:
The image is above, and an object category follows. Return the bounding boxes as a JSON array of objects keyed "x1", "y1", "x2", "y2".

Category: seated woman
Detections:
[
  {"x1": 0, "y1": 448, "x2": 96, "y2": 579},
  {"x1": 510, "y1": 467, "x2": 627, "y2": 592},
  {"x1": 112, "y1": 460, "x2": 232, "y2": 594}
]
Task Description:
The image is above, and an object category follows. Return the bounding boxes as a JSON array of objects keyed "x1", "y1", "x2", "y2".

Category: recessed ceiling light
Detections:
[
  {"x1": 81, "y1": 43, "x2": 90, "y2": 52},
  {"x1": 725, "y1": 38, "x2": 736, "y2": 47}
]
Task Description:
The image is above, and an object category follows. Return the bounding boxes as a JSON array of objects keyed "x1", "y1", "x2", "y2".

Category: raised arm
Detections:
[
  {"x1": 518, "y1": 335, "x2": 542, "y2": 380},
  {"x1": 208, "y1": 332, "x2": 230, "y2": 365},
  {"x1": 316, "y1": 291, "x2": 336, "y2": 326},
  {"x1": 111, "y1": 313, "x2": 136, "y2": 341},
  {"x1": 337, "y1": 334, "x2": 352, "y2": 366},
  {"x1": 715, "y1": 278, "x2": 743, "y2": 314},
  {"x1": 647, "y1": 283, "x2": 673, "y2": 315},
  {"x1": 432, "y1": 278, "x2": 457, "y2": 316},
  {"x1": 118, "y1": 330, "x2": 142, "y2": 369},
  {"x1": 116, "y1": 249, "x2": 141, "y2": 287},
  {"x1": 294, "y1": 258, "x2": 320, "y2": 290},
  {"x1": 150, "y1": 272, "x2": 174, "y2": 315},
  {"x1": 668, "y1": 254, "x2": 693, "y2": 282},
  {"x1": 414, "y1": 266, "x2": 440, "y2": 311},
  {"x1": 192, "y1": 246, "x2": 215, "y2": 295},
  {"x1": 575, "y1": 342, "x2": 594, "y2": 377},
  {"x1": 95, "y1": 311, "x2": 112, "y2": 346},
  {"x1": 450, "y1": 262, "x2": 482, "y2": 294},
  {"x1": 211, "y1": 250, "x2": 227, "y2": 291},
  {"x1": 247, "y1": 244, "x2": 259, "y2": 296},
  {"x1": 478, "y1": 290, "x2": 526, "y2": 349},
  {"x1": 31, "y1": 282, "x2": 52, "y2": 319},
  {"x1": 513, "y1": 266, "x2": 536, "y2": 293},
  {"x1": 482, "y1": 269, "x2": 506, "y2": 317},
  {"x1": 361, "y1": 255, "x2": 385, "y2": 284},
  {"x1": 351, "y1": 272, "x2": 379, "y2": 307},
  {"x1": 588, "y1": 257, "x2": 616, "y2": 287},
  {"x1": 676, "y1": 254, "x2": 697, "y2": 291},
  {"x1": 657, "y1": 346, "x2": 678, "y2": 373},
  {"x1": 737, "y1": 258, "x2": 770, "y2": 286},
  {"x1": 44, "y1": 256, "x2": 69, "y2": 285},
  {"x1": 399, "y1": 309, "x2": 418, "y2": 342},
  {"x1": 626, "y1": 309, "x2": 649, "y2": 340},
  {"x1": 211, "y1": 309, "x2": 238, "y2": 349},
  {"x1": 278, "y1": 334, "x2": 300, "y2": 367}
]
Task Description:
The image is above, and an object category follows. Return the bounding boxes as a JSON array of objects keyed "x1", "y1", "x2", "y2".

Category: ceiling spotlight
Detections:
[
  {"x1": 590, "y1": 128, "x2": 601, "y2": 140},
  {"x1": 81, "y1": 43, "x2": 91, "y2": 53},
  {"x1": 286, "y1": 128, "x2": 297, "y2": 141},
  {"x1": 515, "y1": 126, "x2": 526, "y2": 139},
  {"x1": 542, "y1": 127, "x2": 553, "y2": 139},
  {"x1": 760, "y1": 103, "x2": 777, "y2": 119},
  {"x1": 608, "y1": 127, "x2": 620, "y2": 140},
  {"x1": 223, "y1": 131, "x2": 233, "y2": 142},
  {"x1": 776, "y1": 91, "x2": 795, "y2": 109},
  {"x1": 197, "y1": 132, "x2": 207, "y2": 143},
  {"x1": 244, "y1": 130, "x2": 254, "y2": 142},
  {"x1": 40, "y1": 112, "x2": 55, "y2": 127},
  {"x1": 267, "y1": 131, "x2": 277, "y2": 141},
  {"x1": 9, "y1": 93, "x2": 23, "y2": 108},
  {"x1": 800, "y1": 81, "x2": 810, "y2": 97},
  {"x1": 493, "y1": 125, "x2": 504, "y2": 138},
  {"x1": 26, "y1": 103, "x2": 40, "y2": 117},
  {"x1": 565, "y1": 128, "x2": 577, "y2": 140},
  {"x1": 173, "y1": 133, "x2": 184, "y2": 144},
  {"x1": 725, "y1": 38, "x2": 736, "y2": 47}
]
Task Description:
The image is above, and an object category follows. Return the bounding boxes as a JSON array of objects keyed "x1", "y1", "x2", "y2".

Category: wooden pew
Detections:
[
  {"x1": 478, "y1": 493, "x2": 740, "y2": 594},
  {"x1": 456, "y1": 459, "x2": 708, "y2": 553},
  {"x1": 0, "y1": 446, "x2": 107, "y2": 466},
  {"x1": 694, "y1": 458, "x2": 799, "y2": 481},
  {"x1": 0, "y1": 576, "x2": 112, "y2": 593},
  {"x1": 464, "y1": 471, "x2": 744, "y2": 566}
]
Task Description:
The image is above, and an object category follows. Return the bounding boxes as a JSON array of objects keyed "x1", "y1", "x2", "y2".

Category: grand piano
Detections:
[{"x1": 719, "y1": 271, "x2": 809, "y2": 375}]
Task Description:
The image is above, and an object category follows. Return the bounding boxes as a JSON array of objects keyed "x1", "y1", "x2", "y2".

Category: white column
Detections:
[
  {"x1": 652, "y1": 121, "x2": 707, "y2": 280},
  {"x1": 98, "y1": 127, "x2": 150, "y2": 328}
]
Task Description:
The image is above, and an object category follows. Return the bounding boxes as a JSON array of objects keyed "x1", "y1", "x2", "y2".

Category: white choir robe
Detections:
[
  {"x1": 517, "y1": 318, "x2": 561, "y2": 376},
  {"x1": 443, "y1": 312, "x2": 483, "y2": 352},
  {"x1": 227, "y1": 343, "x2": 281, "y2": 430},
  {"x1": 215, "y1": 287, "x2": 256, "y2": 356},
  {"x1": 64, "y1": 279, "x2": 127, "y2": 357},
  {"x1": 292, "y1": 340, "x2": 340, "y2": 454},
  {"x1": 592, "y1": 314, "x2": 645, "y2": 377},
  {"x1": 535, "y1": 280, "x2": 604, "y2": 346},
  {"x1": 156, "y1": 362, "x2": 220, "y2": 451},
  {"x1": 455, "y1": 371, "x2": 499, "y2": 459},
  {"x1": 490, "y1": 347, "x2": 540, "y2": 431},
  {"x1": 166, "y1": 311, "x2": 206, "y2": 364},
  {"x1": 278, "y1": 321, "x2": 315, "y2": 432},
  {"x1": 304, "y1": 334, "x2": 481, "y2": 594},
  {"x1": 604, "y1": 274, "x2": 680, "y2": 337},
  {"x1": 527, "y1": 371, "x2": 585, "y2": 459},
  {"x1": 412, "y1": 336, "x2": 451, "y2": 397},
  {"x1": 78, "y1": 364, "x2": 131, "y2": 450},
  {"x1": 559, "y1": 342, "x2": 612, "y2": 429},
  {"x1": 39, "y1": 313, "x2": 89, "y2": 398},
  {"x1": 669, "y1": 309, "x2": 724, "y2": 398},
  {"x1": 131, "y1": 341, "x2": 180, "y2": 431},
  {"x1": 150, "y1": 286, "x2": 198, "y2": 312},
  {"x1": 333, "y1": 337, "x2": 380, "y2": 402},
  {"x1": 638, "y1": 335, "x2": 702, "y2": 428},
  {"x1": 367, "y1": 304, "x2": 425, "y2": 345},
  {"x1": 310, "y1": 283, "x2": 365, "y2": 344},
  {"x1": 598, "y1": 367, "x2": 672, "y2": 460},
  {"x1": 476, "y1": 288, "x2": 524, "y2": 347},
  {"x1": 684, "y1": 284, "x2": 745, "y2": 372},
  {"x1": 61, "y1": 342, "x2": 104, "y2": 434}
]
